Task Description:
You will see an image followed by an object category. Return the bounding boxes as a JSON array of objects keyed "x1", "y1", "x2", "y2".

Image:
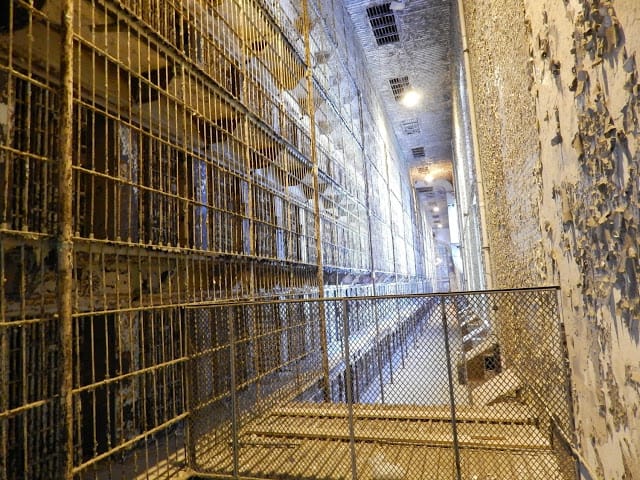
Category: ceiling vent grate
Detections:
[
  {"x1": 389, "y1": 76, "x2": 410, "y2": 101},
  {"x1": 367, "y1": 3, "x2": 400, "y2": 46},
  {"x1": 411, "y1": 146, "x2": 425, "y2": 158},
  {"x1": 401, "y1": 119, "x2": 420, "y2": 135}
]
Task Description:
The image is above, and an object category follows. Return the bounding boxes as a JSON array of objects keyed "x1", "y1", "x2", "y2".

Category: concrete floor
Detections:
[{"x1": 369, "y1": 324, "x2": 470, "y2": 406}]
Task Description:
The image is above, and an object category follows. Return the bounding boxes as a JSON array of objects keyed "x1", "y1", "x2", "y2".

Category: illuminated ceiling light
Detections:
[
  {"x1": 424, "y1": 173, "x2": 434, "y2": 182},
  {"x1": 437, "y1": 223, "x2": 443, "y2": 228},
  {"x1": 432, "y1": 206, "x2": 440, "y2": 212},
  {"x1": 399, "y1": 89, "x2": 421, "y2": 108},
  {"x1": 389, "y1": 0, "x2": 406, "y2": 11}
]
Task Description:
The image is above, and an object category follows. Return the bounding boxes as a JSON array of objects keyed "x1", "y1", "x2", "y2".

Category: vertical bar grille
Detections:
[{"x1": 389, "y1": 75, "x2": 410, "y2": 101}]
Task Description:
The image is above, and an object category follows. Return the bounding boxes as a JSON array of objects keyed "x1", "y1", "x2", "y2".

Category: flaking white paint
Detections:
[{"x1": 462, "y1": 0, "x2": 640, "y2": 477}]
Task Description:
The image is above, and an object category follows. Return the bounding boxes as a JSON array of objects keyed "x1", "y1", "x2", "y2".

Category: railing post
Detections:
[
  {"x1": 441, "y1": 297, "x2": 462, "y2": 480},
  {"x1": 342, "y1": 299, "x2": 358, "y2": 480},
  {"x1": 185, "y1": 309, "x2": 196, "y2": 471},
  {"x1": 399, "y1": 322, "x2": 406, "y2": 369},
  {"x1": 356, "y1": 87, "x2": 386, "y2": 403},
  {"x1": 228, "y1": 307, "x2": 240, "y2": 478}
]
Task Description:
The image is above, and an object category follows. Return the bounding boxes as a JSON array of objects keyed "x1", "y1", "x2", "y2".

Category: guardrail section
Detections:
[{"x1": 188, "y1": 288, "x2": 577, "y2": 480}]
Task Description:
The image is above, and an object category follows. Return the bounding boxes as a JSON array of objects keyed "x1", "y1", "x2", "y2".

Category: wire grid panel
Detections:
[
  {"x1": 438, "y1": 291, "x2": 573, "y2": 479},
  {"x1": 0, "y1": 4, "x2": 65, "y2": 479},
  {"x1": 186, "y1": 290, "x2": 576, "y2": 480},
  {"x1": 346, "y1": 291, "x2": 574, "y2": 480}
]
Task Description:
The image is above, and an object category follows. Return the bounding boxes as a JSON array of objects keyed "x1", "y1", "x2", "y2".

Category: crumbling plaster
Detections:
[{"x1": 461, "y1": 0, "x2": 640, "y2": 478}]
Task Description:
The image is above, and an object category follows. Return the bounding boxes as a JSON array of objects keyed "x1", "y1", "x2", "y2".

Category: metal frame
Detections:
[{"x1": 187, "y1": 287, "x2": 579, "y2": 480}]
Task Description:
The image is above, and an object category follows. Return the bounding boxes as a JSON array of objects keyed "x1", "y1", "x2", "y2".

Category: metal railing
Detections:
[{"x1": 188, "y1": 287, "x2": 578, "y2": 480}]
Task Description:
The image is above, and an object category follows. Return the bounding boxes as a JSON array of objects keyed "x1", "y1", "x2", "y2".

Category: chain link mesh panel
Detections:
[{"x1": 188, "y1": 288, "x2": 577, "y2": 480}]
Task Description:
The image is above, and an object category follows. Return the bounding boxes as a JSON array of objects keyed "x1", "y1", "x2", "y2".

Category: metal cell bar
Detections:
[
  {"x1": 58, "y1": 0, "x2": 75, "y2": 477},
  {"x1": 302, "y1": 0, "x2": 330, "y2": 400}
]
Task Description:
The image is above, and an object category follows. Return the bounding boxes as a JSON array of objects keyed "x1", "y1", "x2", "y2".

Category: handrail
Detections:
[{"x1": 186, "y1": 285, "x2": 562, "y2": 308}]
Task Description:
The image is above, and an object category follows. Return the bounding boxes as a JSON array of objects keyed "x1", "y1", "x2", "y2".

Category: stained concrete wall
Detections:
[{"x1": 460, "y1": 0, "x2": 640, "y2": 478}]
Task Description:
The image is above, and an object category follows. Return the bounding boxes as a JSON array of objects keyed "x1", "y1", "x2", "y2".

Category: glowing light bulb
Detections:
[{"x1": 400, "y1": 89, "x2": 421, "y2": 108}]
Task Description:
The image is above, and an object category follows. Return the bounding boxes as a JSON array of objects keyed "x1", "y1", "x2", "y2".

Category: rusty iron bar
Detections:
[
  {"x1": 1, "y1": 202, "x2": 7, "y2": 480},
  {"x1": 57, "y1": 0, "x2": 76, "y2": 477},
  {"x1": 238, "y1": 0, "x2": 261, "y2": 405},
  {"x1": 383, "y1": 144, "x2": 399, "y2": 289},
  {"x1": 72, "y1": 413, "x2": 189, "y2": 475},
  {"x1": 302, "y1": 0, "x2": 330, "y2": 401}
]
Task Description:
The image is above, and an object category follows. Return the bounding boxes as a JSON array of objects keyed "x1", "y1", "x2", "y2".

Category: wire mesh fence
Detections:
[{"x1": 188, "y1": 288, "x2": 578, "y2": 480}]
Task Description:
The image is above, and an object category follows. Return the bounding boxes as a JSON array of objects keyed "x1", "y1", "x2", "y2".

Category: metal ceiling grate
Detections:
[
  {"x1": 367, "y1": 3, "x2": 400, "y2": 46},
  {"x1": 401, "y1": 119, "x2": 420, "y2": 135},
  {"x1": 411, "y1": 146, "x2": 425, "y2": 158},
  {"x1": 389, "y1": 76, "x2": 410, "y2": 101}
]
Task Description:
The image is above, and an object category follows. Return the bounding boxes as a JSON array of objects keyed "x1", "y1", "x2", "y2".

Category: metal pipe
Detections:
[
  {"x1": 341, "y1": 299, "x2": 358, "y2": 480},
  {"x1": 441, "y1": 298, "x2": 462, "y2": 480},
  {"x1": 386, "y1": 338, "x2": 394, "y2": 385},
  {"x1": 58, "y1": 0, "x2": 75, "y2": 477},
  {"x1": 455, "y1": 0, "x2": 494, "y2": 289},
  {"x1": 302, "y1": 0, "x2": 330, "y2": 400},
  {"x1": 410, "y1": 185, "x2": 427, "y2": 288}
]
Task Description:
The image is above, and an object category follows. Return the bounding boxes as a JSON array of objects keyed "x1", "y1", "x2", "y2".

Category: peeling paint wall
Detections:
[{"x1": 460, "y1": 0, "x2": 640, "y2": 478}]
